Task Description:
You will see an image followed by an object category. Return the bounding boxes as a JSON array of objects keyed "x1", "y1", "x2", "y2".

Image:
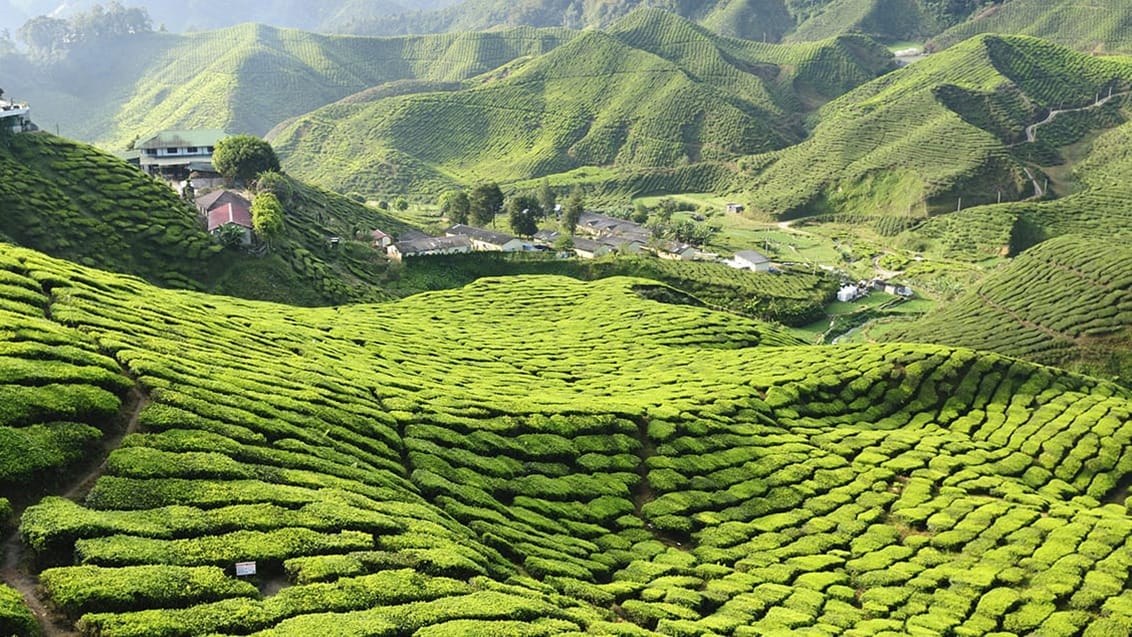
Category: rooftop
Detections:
[
  {"x1": 137, "y1": 129, "x2": 226, "y2": 150},
  {"x1": 446, "y1": 224, "x2": 517, "y2": 246},
  {"x1": 394, "y1": 235, "x2": 472, "y2": 255},
  {"x1": 206, "y1": 202, "x2": 253, "y2": 232},
  {"x1": 735, "y1": 249, "x2": 770, "y2": 264}
]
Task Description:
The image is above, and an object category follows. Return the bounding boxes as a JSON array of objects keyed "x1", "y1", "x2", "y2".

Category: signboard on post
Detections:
[{"x1": 235, "y1": 562, "x2": 257, "y2": 577}]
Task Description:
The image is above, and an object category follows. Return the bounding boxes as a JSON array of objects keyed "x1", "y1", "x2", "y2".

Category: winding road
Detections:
[{"x1": 1025, "y1": 88, "x2": 1130, "y2": 143}]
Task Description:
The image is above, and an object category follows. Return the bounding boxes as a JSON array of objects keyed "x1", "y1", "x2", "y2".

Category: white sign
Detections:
[{"x1": 235, "y1": 562, "x2": 257, "y2": 577}]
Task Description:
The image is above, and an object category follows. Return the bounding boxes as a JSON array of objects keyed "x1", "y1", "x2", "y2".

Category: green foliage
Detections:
[
  {"x1": 250, "y1": 192, "x2": 285, "y2": 242},
  {"x1": 0, "y1": 585, "x2": 38, "y2": 637},
  {"x1": 0, "y1": 237, "x2": 1131, "y2": 636},
  {"x1": 274, "y1": 11, "x2": 894, "y2": 196},
  {"x1": 470, "y1": 183, "x2": 504, "y2": 227},
  {"x1": 888, "y1": 235, "x2": 1132, "y2": 384},
  {"x1": 213, "y1": 135, "x2": 280, "y2": 183},
  {"x1": 439, "y1": 190, "x2": 471, "y2": 225}
]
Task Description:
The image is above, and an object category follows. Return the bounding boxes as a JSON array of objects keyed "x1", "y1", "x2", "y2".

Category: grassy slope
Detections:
[
  {"x1": 887, "y1": 235, "x2": 1132, "y2": 384},
  {"x1": 272, "y1": 9, "x2": 894, "y2": 196},
  {"x1": 4, "y1": 243, "x2": 1132, "y2": 635},
  {"x1": 738, "y1": 34, "x2": 1132, "y2": 228},
  {"x1": 0, "y1": 132, "x2": 418, "y2": 305},
  {"x1": 931, "y1": 0, "x2": 1132, "y2": 54},
  {"x1": 0, "y1": 25, "x2": 574, "y2": 149}
]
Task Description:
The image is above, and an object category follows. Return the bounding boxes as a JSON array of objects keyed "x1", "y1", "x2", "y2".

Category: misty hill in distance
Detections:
[{"x1": 0, "y1": 0, "x2": 460, "y2": 33}]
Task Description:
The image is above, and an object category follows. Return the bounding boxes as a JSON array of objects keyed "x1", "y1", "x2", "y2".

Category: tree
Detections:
[
  {"x1": 17, "y1": 16, "x2": 70, "y2": 58},
  {"x1": 212, "y1": 135, "x2": 280, "y2": 183},
  {"x1": 251, "y1": 192, "x2": 285, "y2": 244},
  {"x1": 631, "y1": 201, "x2": 649, "y2": 224},
  {"x1": 562, "y1": 188, "x2": 584, "y2": 235},
  {"x1": 439, "y1": 190, "x2": 470, "y2": 224},
  {"x1": 469, "y1": 182, "x2": 504, "y2": 227},
  {"x1": 394, "y1": 197, "x2": 409, "y2": 212},
  {"x1": 506, "y1": 195, "x2": 540, "y2": 237},
  {"x1": 536, "y1": 180, "x2": 556, "y2": 219},
  {"x1": 215, "y1": 224, "x2": 246, "y2": 249}
]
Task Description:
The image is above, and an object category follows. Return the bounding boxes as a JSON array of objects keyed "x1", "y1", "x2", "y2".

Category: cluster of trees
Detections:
[
  {"x1": 16, "y1": 2, "x2": 151, "y2": 58},
  {"x1": 438, "y1": 181, "x2": 585, "y2": 238}
]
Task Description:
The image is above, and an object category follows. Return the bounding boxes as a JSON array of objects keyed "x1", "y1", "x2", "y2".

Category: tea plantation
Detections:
[
  {"x1": 888, "y1": 235, "x2": 1132, "y2": 384},
  {"x1": 1, "y1": 241, "x2": 1132, "y2": 636}
]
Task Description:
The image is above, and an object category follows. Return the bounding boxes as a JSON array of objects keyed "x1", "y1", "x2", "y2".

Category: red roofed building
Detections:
[{"x1": 207, "y1": 202, "x2": 254, "y2": 246}]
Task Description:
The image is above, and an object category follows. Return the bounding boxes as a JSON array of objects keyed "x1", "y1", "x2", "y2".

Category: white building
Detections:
[
  {"x1": 137, "y1": 129, "x2": 226, "y2": 180},
  {"x1": 0, "y1": 95, "x2": 35, "y2": 133},
  {"x1": 728, "y1": 250, "x2": 771, "y2": 272}
]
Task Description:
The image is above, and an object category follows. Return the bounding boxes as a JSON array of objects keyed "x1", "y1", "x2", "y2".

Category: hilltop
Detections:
[
  {"x1": 0, "y1": 0, "x2": 460, "y2": 34},
  {"x1": 0, "y1": 24, "x2": 574, "y2": 149},
  {"x1": 271, "y1": 9, "x2": 894, "y2": 196},
  {"x1": 348, "y1": 0, "x2": 987, "y2": 43},
  {"x1": 930, "y1": 0, "x2": 1132, "y2": 53},
  {"x1": 2, "y1": 243, "x2": 1132, "y2": 635},
  {"x1": 737, "y1": 34, "x2": 1132, "y2": 237}
]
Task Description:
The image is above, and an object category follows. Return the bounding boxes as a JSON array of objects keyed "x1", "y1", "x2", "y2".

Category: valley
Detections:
[{"x1": 1, "y1": 1, "x2": 1132, "y2": 635}]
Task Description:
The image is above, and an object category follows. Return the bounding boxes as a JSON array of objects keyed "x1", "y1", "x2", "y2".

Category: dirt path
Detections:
[
  {"x1": 0, "y1": 384, "x2": 149, "y2": 637},
  {"x1": 1025, "y1": 89, "x2": 1130, "y2": 143}
]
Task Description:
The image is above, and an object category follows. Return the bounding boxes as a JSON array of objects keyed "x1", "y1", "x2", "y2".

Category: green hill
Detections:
[
  {"x1": 349, "y1": 0, "x2": 986, "y2": 43},
  {"x1": 886, "y1": 235, "x2": 1132, "y2": 384},
  {"x1": 3, "y1": 243, "x2": 1132, "y2": 635},
  {"x1": 930, "y1": 0, "x2": 1132, "y2": 54},
  {"x1": 271, "y1": 9, "x2": 893, "y2": 196},
  {"x1": 0, "y1": 25, "x2": 574, "y2": 149},
  {"x1": 0, "y1": 131, "x2": 420, "y2": 305},
  {"x1": 737, "y1": 34, "x2": 1132, "y2": 232}
]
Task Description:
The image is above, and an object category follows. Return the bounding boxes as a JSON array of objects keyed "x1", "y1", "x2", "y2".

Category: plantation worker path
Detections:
[
  {"x1": 0, "y1": 381, "x2": 148, "y2": 637},
  {"x1": 1024, "y1": 88, "x2": 1131, "y2": 143}
]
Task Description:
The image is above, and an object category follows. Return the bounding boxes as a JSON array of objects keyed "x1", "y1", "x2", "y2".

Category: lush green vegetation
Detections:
[
  {"x1": 0, "y1": 23, "x2": 575, "y2": 148},
  {"x1": 0, "y1": 132, "x2": 219, "y2": 288},
  {"x1": 0, "y1": 241, "x2": 1128, "y2": 635},
  {"x1": 273, "y1": 9, "x2": 894, "y2": 196},
  {"x1": 738, "y1": 34, "x2": 1132, "y2": 224},
  {"x1": 387, "y1": 253, "x2": 838, "y2": 325},
  {"x1": 887, "y1": 235, "x2": 1132, "y2": 385},
  {"x1": 930, "y1": 0, "x2": 1132, "y2": 53},
  {"x1": 355, "y1": 0, "x2": 985, "y2": 43}
]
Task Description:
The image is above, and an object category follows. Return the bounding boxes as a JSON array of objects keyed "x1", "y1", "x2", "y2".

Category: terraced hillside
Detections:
[
  {"x1": 888, "y1": 235, "x2": 1132, "y2": 385},
  {"x1": 3, "y1": 244, "x2": 1132, "y2": 635},
  {"x1": 0, "y1": 132, "x2": 415, "y2": 305},
  {"x1": 272, "y1": 9, "x2": 894, "y2": 195},
  {"x1": 739, "y1": 33, "x2": 1132, "y2": 227},
  {"x1": 0, "y1": 24, "x2": 573, "y2": 148},
  {"x1": 930, "y1": 0, "x2": 1132, "y2": 54}
]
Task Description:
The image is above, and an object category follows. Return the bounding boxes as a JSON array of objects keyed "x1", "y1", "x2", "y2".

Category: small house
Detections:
[
  {"x1": 533, "y1": 229, "x2": 562, "y2": 246},
  {"x1": 725, "y1": 203, "x2": 745, "y2": 214},
  {"x1": 206, "y1": 203, "x2": 254, "y2": 245},
  {"x1": 837, "y1": 285, "x2": 859, "y2": 303},
  {"x1": 195, "y1": 190, "x2": 251, "y2": 217},
  {"x1": 370, "y1": 229, "x2": 393, "y2": 249},
  {"x1": 572, "y1": 238, "x2": 612, "y2": 259},
  {"x1": 387, "y1": 235, "x2": 472, "y2": 262},
  {"x1": 658, "y1": 242, "x2": 697, "y2": 261},
  {"x1": 730, "y1": 250, "x2": 771, "y2": 272},
  {"x1": 446, "y1": 224, "x2": 526, "y2": 252}
]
